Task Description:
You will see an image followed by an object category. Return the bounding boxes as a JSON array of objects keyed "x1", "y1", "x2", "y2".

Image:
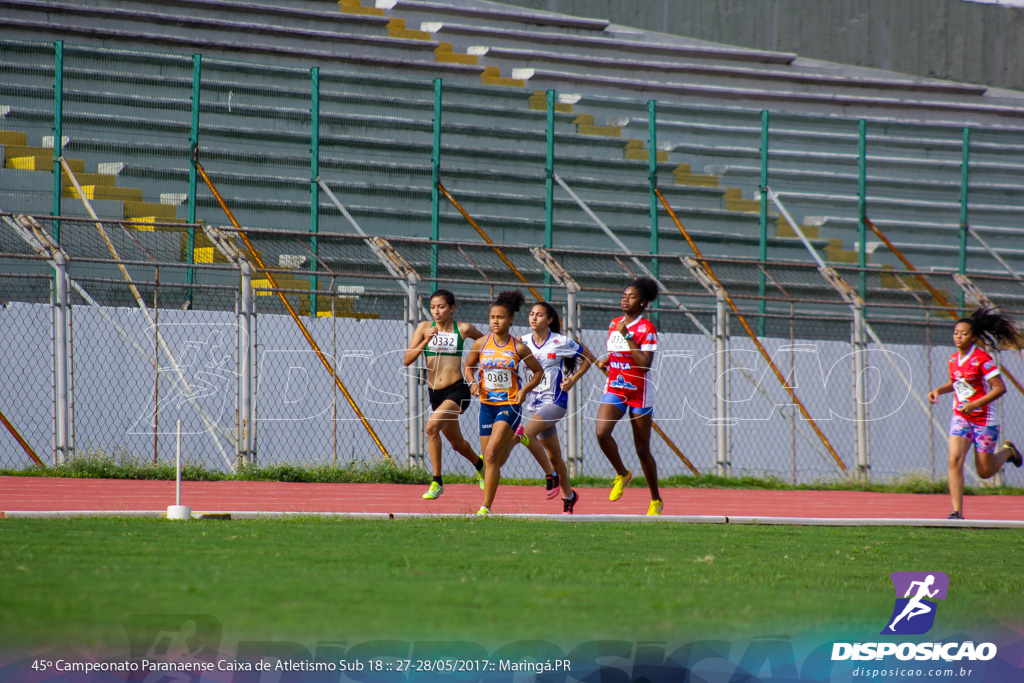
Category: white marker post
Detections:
[{"x1": 166, "y1": 420, "x2": 191, "y2": 520}]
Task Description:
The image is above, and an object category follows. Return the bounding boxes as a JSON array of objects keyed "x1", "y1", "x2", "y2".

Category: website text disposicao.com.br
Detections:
[
  {"x1": 836, "y1": 641, "x2": 996, "y2": 679},
  {"x1": 850, "y1": 666, "x2": 978, "y2": 678}
]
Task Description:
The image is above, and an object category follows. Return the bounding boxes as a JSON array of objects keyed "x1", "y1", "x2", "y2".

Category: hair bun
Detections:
[{"x1": 494, "y1": 290, "x2": 526, "y2": 314}]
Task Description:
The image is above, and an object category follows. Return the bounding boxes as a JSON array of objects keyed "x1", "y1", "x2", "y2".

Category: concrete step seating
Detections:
[
  {"x1": 0, "y1": 0, "x2": 508, "y2": 84},
  {"x1": 19, "y1": 0, "x2": 393, "y2": 36},
  {"x1": 4, "y1": 33, "x2": 1019, "y2": 183},
  {"x1": 0, "y1": 98, "x2": 960, "y2": 272},
  {"x1": 1, "y1": 0, "x2": 438, "y2": 58},
  {"x1": 375, "y1": 0, "x2": 611, "y2": 33},
  {"x1": 3, "y1": 0, "x2": 1024, "y2": 281},
  {"x1": 1, "y1": 130, "x2": 184, "y2": 227},
  {"x1": 470, "y1": 45, "x2": 987, "y2": 100},
  {"x1": 814, "y1": 214, "x2": 1024, "y2": 271},
  {"x1": 6, "y1": 0, "x2": 1023, "y2": 124},
  {"x1": 620, "y1": 116, "x2": 1024, "y2": 176},
  {"x1": 423, "y1": 20, "x2": 795, "y2": 65},
  {"x1": 2, "y1": 89, "x2": 803, "y2": 244},
  {"x1": 3, "y1": 122, "x2": 827, "y2": 275},
  {"x1": 507, "y1": 67, "x2": 1024, "y2": 121}
]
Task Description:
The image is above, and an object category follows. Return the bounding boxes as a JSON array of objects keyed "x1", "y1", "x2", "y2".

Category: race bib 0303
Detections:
[{"x1": 484, "y1": 368, "x2": 512, "y2": 390}]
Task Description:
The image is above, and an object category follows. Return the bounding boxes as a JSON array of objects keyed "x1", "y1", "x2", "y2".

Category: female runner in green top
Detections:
[{"x1": 403, "y1": 289, "x2": 485, "y2": 499}]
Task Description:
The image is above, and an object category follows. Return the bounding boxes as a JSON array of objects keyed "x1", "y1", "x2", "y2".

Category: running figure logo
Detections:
[{"x1": 881, "y1": 572, "x2": 949, "y2": 635}]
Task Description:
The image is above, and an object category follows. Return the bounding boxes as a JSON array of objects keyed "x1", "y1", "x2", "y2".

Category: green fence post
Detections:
[
  {"x1": 648, "y1": 100, "x2": 660, "y2": 326},
  {"x1": 310, "y1": 67, "x2": 320, "y2": 320},
  {"x1": 958, "y1": 127, "x2": 970, "y2": 314},
  {"x1": 187, "y1": 54, "x2": 201, "y2": 304},
  {"x1": 648, "y1": 100, "x2": 659, "y2": 280},
  {"x1": 544, "y1": 89, "x2": 555, "y2": 300},
  {"x1": 758, "y1": 110, "x2": 769, "y2": 336},
  {"x1": 431, "y1": 78, "x2": 442, "y2": 289},
  {"x1": 857, "y1": 119, "x2": 867, "y2": 300},
  {"x1": 51, "y1": 41, "x2": 63, "y2": 243}
]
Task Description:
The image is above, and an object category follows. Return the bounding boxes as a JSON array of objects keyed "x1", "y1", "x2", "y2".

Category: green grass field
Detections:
[{"x1": 1, "y1": 518, "x2": 1022, "y2": 648}]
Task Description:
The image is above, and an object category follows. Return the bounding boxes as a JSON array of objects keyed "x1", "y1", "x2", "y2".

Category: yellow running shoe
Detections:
[
  {"x1": 422, "y1": 481, "x2": 443, "y2": 499},
  {"x1": 476, "y1": 462, "x2": 486, "y2": 490},
  {"x1": 476, "y1": 506, "x2": 490, "y2": 517},
  {"x1": 1003, "y1": 441, "x2": 1022, "y2": 468},
  {"x1": 647, "y1": 499, "x2": 663, "y2": 516},
  {"x1": 609, "y1": 470, "x2": 632, "y2": 501}
]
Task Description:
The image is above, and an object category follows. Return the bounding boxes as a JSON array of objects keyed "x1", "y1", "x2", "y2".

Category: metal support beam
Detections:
[
  {"x1": 758, "y1": 110, "x2": 769, "y2": 336},
  {"x1": 857, "y1": 119, "x2": 867, "y2": 300},
  {"x1": 853, "y1": 301, "x2": 869, "y2": 482},
  {"x1": 61, "y1": 159, "x2": 235, "y2": 469},
  {"x1": 309, "y1": 67, "x2": 320, "y2": 320},
  {"x1": 544, "y1": 89, "x2": 555, "y2": 299},
  {"x1": 648, "y1": 99, "x2": 659, "y2": 281},
  {"x1": 239, "y1": 261, "x2": 254, "y2": 465},
  {"x1": 430, "y1": 78, "x2": 442, "y2": 287},
  {"x1": 405, "y1": 271, "x2": 421, "y2": 467},
  {"x1": 714, "y1": 288, "x2": 730, "y2": 477},
  {"x1": 768, "y1": 188, "x2": 949, "y2": 444},
  {"x1": 958, "y1": 127, "x2": 971, "y2": 314},
  {"x1": 565, "y1": 286, "x2": 580, "y2": 477},
  {"x1": 196, "y1": 161, "x2": 393, "y2": 462},
  {"x1": 53, "y1": 251, "x2": 70, "y2": 464},
  {"x1": 438, "y1": 182, "x2": 544, "y2": 302},
  {"x1": 186, "y1": 54, "x2": 201, "y2": 305},
  {"x1": 51, "y1": 41, "x2": 63, "y2": 243}
]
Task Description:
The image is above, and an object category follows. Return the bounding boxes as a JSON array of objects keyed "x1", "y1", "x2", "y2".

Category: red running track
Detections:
[{"x1": 2, "y1": 476, "x2": 1023, "y2": 520}]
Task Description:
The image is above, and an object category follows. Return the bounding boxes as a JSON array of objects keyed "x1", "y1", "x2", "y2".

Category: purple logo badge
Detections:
[{"x1": 881, "y1": 572, "x2": 949, "y2": 635}]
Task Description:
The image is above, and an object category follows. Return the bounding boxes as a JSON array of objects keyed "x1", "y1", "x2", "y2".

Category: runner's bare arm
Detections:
[
  {"x1": 403, "y1": 321, "x2": 437, "y2": 366},
  {"x1": 463, "y1": 338, "x2": 485, "y2": 396},
  {"x1": 459, "y1": 321, "x2": 485, "y2": 342},
  {"x1": 927, "y1": 381, "x2": 953, "y2": 404}
]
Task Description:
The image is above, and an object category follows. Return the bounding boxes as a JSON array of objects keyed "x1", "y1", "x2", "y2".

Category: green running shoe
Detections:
[
  {"x1": 476, "y1": 462, "x2": 486, "y2": 490},
  {"x1": 476, "y1": 506, "x2": 490, "y2": 517},
  {"x1": 422, "y1": 481, "x2": 443, "y2": 500}
]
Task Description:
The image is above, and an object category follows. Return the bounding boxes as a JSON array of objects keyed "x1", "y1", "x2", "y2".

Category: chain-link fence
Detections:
[
  {"x1": 2, "y1": 224, "x2": 1024, "y2": 487},
  {"x1": 4, "y1": 37, "x2": 1024, "y2": 486}
]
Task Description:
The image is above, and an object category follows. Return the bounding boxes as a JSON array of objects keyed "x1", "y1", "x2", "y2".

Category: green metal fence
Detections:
[{"x1": 3, "y1": 39, "x2": 1024, "y2": 484}]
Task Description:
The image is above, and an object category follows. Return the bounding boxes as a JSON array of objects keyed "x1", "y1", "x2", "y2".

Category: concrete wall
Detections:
[{"x1": 496, "y1": 0, "x2": 1024, "y2": 91}]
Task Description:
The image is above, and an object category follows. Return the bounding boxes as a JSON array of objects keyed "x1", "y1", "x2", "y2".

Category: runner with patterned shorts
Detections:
[{"x1": 927, "y1": 307, "x2": 1024, "y2": 519}]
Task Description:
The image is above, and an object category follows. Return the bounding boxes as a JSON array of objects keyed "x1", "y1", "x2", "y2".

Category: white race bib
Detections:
[
  {"x1": 536, "y1": 370, "x2": 553, "y2": 393},
  {"x1": 953, "y1": 379, "x2": 974, "y2": 402},
  {"x1": 484, "y1": 368, "x2": 512, "y2": 389},
  {"x1": 607, "y1": 331, "x2": 630, "y2": 352},
  {"x1": 428, "y1": 331, "x2": 458, "y2": 354}
]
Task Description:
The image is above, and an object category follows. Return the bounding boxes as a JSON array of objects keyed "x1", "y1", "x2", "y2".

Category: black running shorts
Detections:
[{"x1": 428, "y1": 379, "x2": 473, "y2": 414}]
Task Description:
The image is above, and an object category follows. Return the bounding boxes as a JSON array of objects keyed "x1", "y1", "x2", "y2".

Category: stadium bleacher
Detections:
[{"x1": 3, "y1": 0, "x2": 1024, "y2": 291}]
